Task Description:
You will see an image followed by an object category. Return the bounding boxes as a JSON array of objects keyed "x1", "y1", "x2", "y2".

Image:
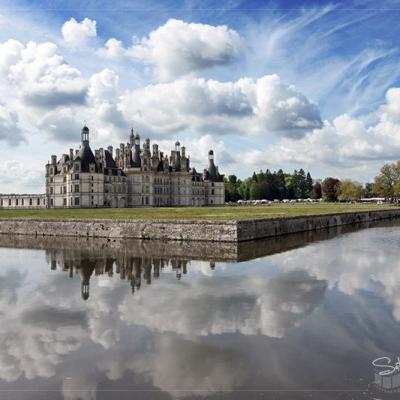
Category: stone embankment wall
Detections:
[
  {"x1": 0, "y1": 219, "x2": 237, "y2": 242},
  {"x1": 236, "y1": 209, "x2": 400, "y2": 241},
  {"x1": 0, "y1": 209, "x2": 399, "y2": 242}
]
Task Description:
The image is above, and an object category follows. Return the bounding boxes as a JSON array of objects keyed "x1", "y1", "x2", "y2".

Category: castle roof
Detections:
[{"x1": 76, "y1": 143, "x2": 98, "y2": 173}]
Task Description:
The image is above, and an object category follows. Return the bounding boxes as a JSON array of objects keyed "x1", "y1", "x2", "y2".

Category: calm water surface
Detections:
[{"x1": 1, "y1": 223, "x2": 400, "y2": 399}]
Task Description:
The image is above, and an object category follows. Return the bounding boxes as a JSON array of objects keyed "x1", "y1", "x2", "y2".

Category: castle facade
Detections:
[{"x1": 0, "y1": 126, "x2": 225, "y2": 209}]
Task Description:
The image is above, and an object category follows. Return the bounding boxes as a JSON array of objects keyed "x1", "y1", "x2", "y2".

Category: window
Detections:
[
  {"x1": 74, "y1": 184, "x2": 79, "y2": 193},
  {"x1": 63, "y1": 186, "x2": 66, "y2": 194},
  {"x1": 50, "y1": 199, "x2": 54, "y2": 206},
  {"x1": 16, "y1": 199, "x2": 18, "y2": 206},
  {"x1": 75, "y1": 174, "x2": 79, "y2": 180},
  {"x1": 37, "y1": 198, "x2": 40, "y2": 205},
  {"x1": 91, "y1": 176, "x2": 94, "y2": 181},
  {"x1": 22, "y1": 199, "x2": 24, "y2": 206},
  {"x1": 63, "y1": 198, "x2": 67, "y2": 206},
  {"x1": 8, "y1": 199, "x2": 11, "y2": 206},
  {"x1": 0, "y1": 200, "x2": 2, "y2": 206},
  {"x1": 29, "y1": 198, "x2": 32, "y2": 206},
  {"x1": 74, "y1": 164, "x2": 79, "y2": 172},
  {"x1": 211, "y1": 189, "x2": 215, "y2": 195},
  {"x1": 63, "y1": 176, "x2": 66, "y2": 183},
  {"x1": 50, "y1": 187, "x2": 53, "y2": 194},
  {"x1": 74, "y1": 197, "x2": 80, "y2": 206}
]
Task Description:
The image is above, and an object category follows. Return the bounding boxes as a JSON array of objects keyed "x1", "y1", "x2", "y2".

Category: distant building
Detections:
[{"x1": 0, "y1": 126, "x2": 225, "y2": 209}]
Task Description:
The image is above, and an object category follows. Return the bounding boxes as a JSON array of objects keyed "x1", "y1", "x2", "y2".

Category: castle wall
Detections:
[{"x1": 0, "y1": 194, "x2": 47, "y2": 209}]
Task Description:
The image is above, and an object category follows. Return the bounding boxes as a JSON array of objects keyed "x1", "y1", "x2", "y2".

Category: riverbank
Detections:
[{"x1": 0, "y1": 206, "x2": 399, "y2": 242}]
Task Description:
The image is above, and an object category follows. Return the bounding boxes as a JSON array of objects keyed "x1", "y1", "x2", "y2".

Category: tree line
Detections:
[
  {"x1": 225, "y1": 169, "x2": 321, "y2": 202},
  {"x1": 225, "y1": 169, "x2": 381, "y2": 202}
]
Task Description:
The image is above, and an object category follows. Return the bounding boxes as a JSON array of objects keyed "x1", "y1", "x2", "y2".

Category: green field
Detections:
[{"x1": 0, "y1": 203, "x2": 396, "y2": 221}]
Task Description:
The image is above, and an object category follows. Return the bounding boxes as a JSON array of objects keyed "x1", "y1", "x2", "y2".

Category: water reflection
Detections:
[{"x1": 1, "y1": 222, "x2": 400, "y2": 399}]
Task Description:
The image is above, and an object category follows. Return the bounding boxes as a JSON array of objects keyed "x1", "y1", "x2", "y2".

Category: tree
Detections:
[
  {"x1": 337, "y1": 179, "x2": 364, "y2": 201},
  {"x1": 364, "y1": 182, "x2": 375, "y2": 198},
  {"x1": 249, "y1": 181, "x2": 262, "y2": 200},
  {"x1": 224, "y1": 175, "x2": 240, "y2": 202},
  {"x1": 306, "y1": 172, "x2": 313, "y2": 197},
  {"x1": 322, "y1": 177, "x2": 340, "y2": 202},
  {"x1": 276, "y1": 169, "x2": 286, "y2": 199},
  {"x1": 310, "y1": 182, "x2": 322, "y2": 199},
  {"x1": 373, "y1": 163, "x2": 395, "y2": 200}
]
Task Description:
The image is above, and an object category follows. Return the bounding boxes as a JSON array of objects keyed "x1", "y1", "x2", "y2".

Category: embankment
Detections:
[{"x1": 0, "y1": 208, "x2": 399, "y2": 242}]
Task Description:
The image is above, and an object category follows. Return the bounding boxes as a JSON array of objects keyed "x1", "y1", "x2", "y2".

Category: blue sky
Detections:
[{"x1": 2, "y1": 0, "x2": 400, "y2": 192}]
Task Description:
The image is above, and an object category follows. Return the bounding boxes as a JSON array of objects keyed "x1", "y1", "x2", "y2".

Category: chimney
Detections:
[
  {"x1": 69, "y1": 148, "x2": 74, "y2": 161},
  {"x1": 51, "y1": 155, "x2": 57, "y2": 165},
  {"x1": 107, "y1": 146, "x2": 113, "y2": 157}
]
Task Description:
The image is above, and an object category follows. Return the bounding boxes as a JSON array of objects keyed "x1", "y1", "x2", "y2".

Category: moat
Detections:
[{"x1": 1, "y1": 222, "x2": 400, "y2": 399}]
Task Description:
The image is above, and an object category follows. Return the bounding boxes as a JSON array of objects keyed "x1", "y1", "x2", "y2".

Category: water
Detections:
[{"x1": 1, "y1": 222, "x2": 400, "y2": 399}]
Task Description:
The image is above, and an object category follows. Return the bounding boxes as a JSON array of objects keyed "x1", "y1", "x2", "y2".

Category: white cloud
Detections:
[
  {"x1": 97, "y1": 38, "x2": 126, "y2": 59},
  {"x1": 240, "y1": 86, "x2": 400, "y2": 174},
  {"x1": 89, "y1": 68, "x2": 119, "y2": 102},
  {"x1": 98, "y1": 19, "x2": 242, "y2": 80},
  {"x1": 120, "y1": 74, "x2": 322, "y2": 138},
  {"x1": 61, "y1": 18, "x2": 97, "y2": 47},
  {"x1": 129, "y1": 19, "x2": 242, "y2": 80},
  {"x1": 2, "y1": 40, "x2": 87, "y2": 109}
]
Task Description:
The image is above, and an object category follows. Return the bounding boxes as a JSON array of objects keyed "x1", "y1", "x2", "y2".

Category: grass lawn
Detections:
[{"x1": 0, "y1": 203, "x2": 396, "y2": 221}]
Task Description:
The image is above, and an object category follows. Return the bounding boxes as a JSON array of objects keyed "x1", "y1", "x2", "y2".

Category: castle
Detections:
[{"x1": 0, "y1": 126, "x2": 225, "y2": 209}]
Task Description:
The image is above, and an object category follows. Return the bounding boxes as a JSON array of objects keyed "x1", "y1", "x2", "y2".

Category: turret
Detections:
[
  {"x1": 129, "y1": 128, "x2": 135, "y2": 145},
  {"x1": 81, "y1": 125, "x2": 89, "y2": 145},
  {"x1": 135, "y1": 133, "x2": 140, "y2": 147},
  {"x1": 207, "y1": 150, "x2": 218, "y2": 180}
]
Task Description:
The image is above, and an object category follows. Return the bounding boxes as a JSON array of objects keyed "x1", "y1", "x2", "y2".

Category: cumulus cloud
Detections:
[
  {"x1": 114, "y1": 19, "x2": 242, "y2": 80},
  {"x1": 61, "y1": 18, "x2": 97, "y2": 47},
  {"x1": 1, "y1": 40, "x2": 87, "y2": 108},
  {"x1": 240, "y1": 86, "x2": 400, "y2": 171},
  {"x1": 120, "y1": 74, "x2": 322, "y2": 138},
  {"x1": 97, "y1": 38, "x2": 126, "y2": 59}
]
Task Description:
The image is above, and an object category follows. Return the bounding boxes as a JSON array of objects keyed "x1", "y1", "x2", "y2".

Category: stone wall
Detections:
[
  {"x1": 237, "y1": 209, "x2": 400, "y2": 241},
  {"x1": 0, "y1": 218, "x2": 237, "y2": 242},
  {"x1": 0, "y1": 208, "x2": 399, "y2": 242}
]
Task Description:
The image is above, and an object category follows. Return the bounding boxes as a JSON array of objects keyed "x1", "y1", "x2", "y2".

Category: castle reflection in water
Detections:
[{"x1": 46, "y1": 248, "x2": 216, "y2": 300}]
